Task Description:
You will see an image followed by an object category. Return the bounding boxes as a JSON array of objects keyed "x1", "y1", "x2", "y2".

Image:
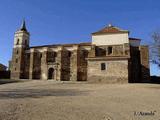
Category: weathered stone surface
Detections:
[
  {"x1": 11, "y1": 42, "x2": 150, "y2": 83},
  {"x1": 139, "y1": 46, "x2": 150, "y2": 82},
  {"x1": 41, "y1": 49, "x2": 48, "y2": 80},
  {"x1": 70, "y1": 45, "x2": 79, "y2": 81},
  {"x1": 129, "y1": 47, "x2": 141, "y2": 83},
  {"x1": 87, "y1": 59, "x2": 128, "y2": 83},
  {"x1": 10, "y1": 23, "x2": 150, "y2": 83}
]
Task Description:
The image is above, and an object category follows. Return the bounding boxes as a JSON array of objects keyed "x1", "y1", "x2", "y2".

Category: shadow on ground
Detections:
[
  {"x1": 0, "y1": 79, "x2": 21, "y2": 85},
  {"x1": 150, "y1": 76, "x2": 160, "y2": 84},
  {"x1": 0, "y1": 89, "x2": 88, "y2": 99}
]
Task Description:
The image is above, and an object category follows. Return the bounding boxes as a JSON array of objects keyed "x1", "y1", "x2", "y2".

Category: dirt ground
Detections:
[{"x1": 0, "y1": 80, "x2": 160, "y2": 120}]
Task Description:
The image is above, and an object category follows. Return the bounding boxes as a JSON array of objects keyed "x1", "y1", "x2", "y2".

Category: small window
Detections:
[
  {"x1": 16, "y1": 50, "x2": 18, "y2": 54},
  {"x1": 83, "y1": 50, "x2": 88, "y2": 57},
  {"x1": 68, "y1": 51, "x2": 71, "y2": 57},
  {"x1": 108, "y1": 46, "x2": 112, "y2": 55},
  {"x1": 54, "y1": 52, "x2": 57, "y2": 57},
  {"x1": 101, "y1": 63, "x2": 106, "y2": 70},
  {"x1": 25, "y1": 40, "x2": 27, "y2": 45},
  {"x1": 16, "y1": 58, "x2": 18, "y2": 63},
  {"x1": 15, "y1": 67, "x2": 16, "y2": 71},
  {"x1": 16, "y1": 39, "x2": 19, "y2": 45},
  {"x1": 40, "y1": 53, "x2": 42, "y2": 59}
]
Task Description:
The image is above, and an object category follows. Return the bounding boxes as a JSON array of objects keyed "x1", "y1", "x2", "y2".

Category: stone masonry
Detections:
[{"x1": 10, "y1": 21, "x2": 150, "y2": 83}]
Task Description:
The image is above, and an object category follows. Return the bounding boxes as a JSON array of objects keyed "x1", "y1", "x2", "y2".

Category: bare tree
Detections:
[{"x1": 151, "y1": 30, "x2": 160, "y2": 67}]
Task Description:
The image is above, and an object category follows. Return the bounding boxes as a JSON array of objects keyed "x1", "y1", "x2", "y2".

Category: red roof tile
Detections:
[{"x1": 92, "y1": 24, "x2": 129, "y2": 35}]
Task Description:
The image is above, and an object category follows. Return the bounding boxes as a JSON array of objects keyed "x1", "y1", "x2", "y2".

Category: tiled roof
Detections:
[
  {"x1": 129, "y1": 38, "x2": 141, "y2": 41},
  {"x1": 30, "y1": 42, "x2": 91, "y2": 48},
  {"x1": 92, "y1": 24, "x2": 129, "y2": 35}
]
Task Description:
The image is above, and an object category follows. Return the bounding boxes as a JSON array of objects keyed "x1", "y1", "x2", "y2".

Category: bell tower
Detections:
[
  {"x1": 13, "y1": 20, "x2": 30, "y2": 48},
  {"x1": 11, "y1": 20, "x2": 30, "y2": 79}
]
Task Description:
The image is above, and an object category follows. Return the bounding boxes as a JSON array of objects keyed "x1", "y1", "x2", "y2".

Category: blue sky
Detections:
[{"x1": 0, "y1": 0, "x2": 160, "y2": 75}]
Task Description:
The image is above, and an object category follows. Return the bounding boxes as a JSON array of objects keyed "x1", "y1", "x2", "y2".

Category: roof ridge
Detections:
[{"x1": 92, "y1": 24, "x2": 129, "y2": 35}]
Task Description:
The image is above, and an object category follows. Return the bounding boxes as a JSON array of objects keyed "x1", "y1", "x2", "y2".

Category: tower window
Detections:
[
  {"x1": 25, "y1": 40, "x2": 27, "y2": 45},
  {"x1": 16, "y1": 58, "x2": 18, "y2": 63},
  {"x1": 108, "y1": 46, "x2": 112, "y2": 55},
  {"x1": 16, "y1": 50, "x2": 18, "y2": 54},
  {"x1": 101, "y1": 63, "x2": 106, "y2": 70},
  {"x1": 16, "y1": 39, "x2": 19, "y2": 45}
]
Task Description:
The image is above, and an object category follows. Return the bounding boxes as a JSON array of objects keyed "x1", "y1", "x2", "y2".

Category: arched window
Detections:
[
  {"x1": 47, "y1": 51, "x2": 56, "y2": 62},
  {"x1": 16, "y1": 39, "x2": 19, "y2": 45}
]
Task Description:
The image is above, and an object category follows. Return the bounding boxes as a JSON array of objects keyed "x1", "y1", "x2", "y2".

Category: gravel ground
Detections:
[{"x1": 0, "y1": 80, "x2": 160, "y2": 120}]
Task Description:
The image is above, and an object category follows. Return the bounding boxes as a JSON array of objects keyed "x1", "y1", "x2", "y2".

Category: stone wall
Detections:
[
  {"x1": 77, "y1": 49, "x2": 88, "y2": 81},
  {"x1": 32, "y1": 52, "x2": 41, "y2": 79},
  {"x1": 61, "y1": 50, "x2": 71, "y2": 81},
  {"x1": 11, "y1": 42, "x2": 149, "y2": 83},
  {"x1": 11, "y1": 48, "x2": 25, "y2": 79},
  {"x1": 129, "y1": 46, "x2": 141, "y2": 83},
  {"x1": 139, "y1": 46, "x2": 150, "y2": 82},
  {"x1": 95, "y1": 44, "x2": 130, "y2": 57},
  {"x1": 25, "y1": 44, "x2": 129, "y2": 82},
  {"x1": 23, "y1": 53, "x2": 30, "y2": 79},
  {"x1": 87, "y1": 59, "x2": 128, "y2": 83}
]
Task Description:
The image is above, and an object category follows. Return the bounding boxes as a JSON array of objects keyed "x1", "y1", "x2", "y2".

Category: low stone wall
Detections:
[
  {"x1": 87, "y1": 59, "x2": 128, "y2": 83},
  {"x1": 0, "y1": 71, "x2": 10, "y2": 79}
]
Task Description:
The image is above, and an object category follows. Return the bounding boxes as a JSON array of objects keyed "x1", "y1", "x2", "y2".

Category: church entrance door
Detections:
[{"x1": 48, "y1": 68, "x2": 54, "y2": 80}]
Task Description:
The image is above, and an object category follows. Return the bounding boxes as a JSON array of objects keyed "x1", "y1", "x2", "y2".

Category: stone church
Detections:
[{"x1": 10, "y1": 21, "x2": 150, "y2": 83}]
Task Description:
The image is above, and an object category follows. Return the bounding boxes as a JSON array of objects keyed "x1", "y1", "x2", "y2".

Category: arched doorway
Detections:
[{"x1": 48, "y1": 68, "x2": 54, "y2": 80}]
